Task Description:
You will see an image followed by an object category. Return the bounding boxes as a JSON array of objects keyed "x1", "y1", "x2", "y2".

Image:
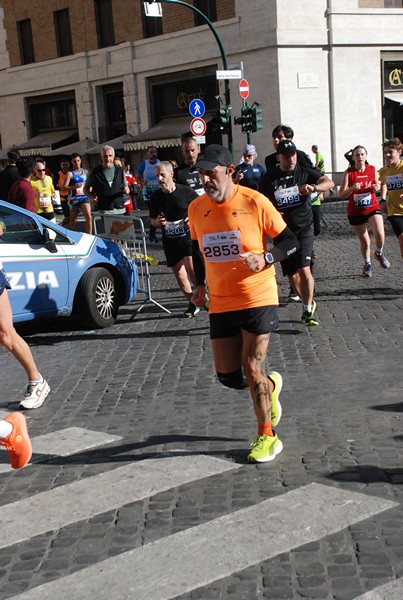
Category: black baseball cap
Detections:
[
  {"x1": 276, "y1": 140, "x2": 297, "y2": 155},
  {"x1": 191, "y1": 144, "x2": 233, "y2": 171}
]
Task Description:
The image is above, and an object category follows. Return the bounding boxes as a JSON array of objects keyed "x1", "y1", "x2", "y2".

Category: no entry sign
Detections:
[{"x1": 239, "y1": 79, "x2": 250, "y2": 99}]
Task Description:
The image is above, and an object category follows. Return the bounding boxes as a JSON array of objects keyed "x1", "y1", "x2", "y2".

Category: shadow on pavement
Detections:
[
  {"x1": 327, "y1": 465, "x2": 403, "y2": 484},
  {"x1": 27, "y1": 434, "x2": 250, "y2": 467},
  {"x1": 313, "y1": 286, "x2": 402, "y2": 298},
  {"x1": 11, "y1": 325, "x2": 211, "y2": 345},
  {"x1": 370, "y1": 401, "x2": 403, "y2": 412}
]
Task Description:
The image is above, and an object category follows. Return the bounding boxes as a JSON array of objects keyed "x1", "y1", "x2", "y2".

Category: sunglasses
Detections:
[{"x1": 36, "y1": 168, "x2": 46, "y2": 172}]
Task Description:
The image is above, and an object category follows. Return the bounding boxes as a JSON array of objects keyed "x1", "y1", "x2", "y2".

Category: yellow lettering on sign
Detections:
[
  {"x1": 188, "y1": 90, "x2": 204, "y2": 103},
  {"x1": 176, "y1": 89, "x2": 205, "y2": 109},
  {"x1": 389, "y1": 68, "x2": 403, "y2": 87},
  {"x1": 177, "y1": 92, "x2": 188, "y2": 109}
]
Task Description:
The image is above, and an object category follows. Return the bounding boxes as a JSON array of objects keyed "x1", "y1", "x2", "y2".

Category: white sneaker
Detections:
[
  {"x1": 19, "y1": 378, "x2": 50, "y2": 410},
  {"x1": 288, "y1": 290, "x2": 300, "y2": 302}
]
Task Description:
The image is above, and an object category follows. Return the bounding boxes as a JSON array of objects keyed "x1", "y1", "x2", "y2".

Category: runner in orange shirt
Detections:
[{"x1": 189, "y1": 144, "x2": 299, "y2": 463}]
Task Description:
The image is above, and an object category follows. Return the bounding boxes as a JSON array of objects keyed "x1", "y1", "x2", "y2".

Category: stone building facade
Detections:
[{"x1": 0, "y1": 0, "x2": 403, "y2": 175}]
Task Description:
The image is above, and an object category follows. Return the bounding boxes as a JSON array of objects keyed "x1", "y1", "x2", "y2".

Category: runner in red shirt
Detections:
[{"x1": 339, "y1": 145, "x2": 390, "y2": 277}]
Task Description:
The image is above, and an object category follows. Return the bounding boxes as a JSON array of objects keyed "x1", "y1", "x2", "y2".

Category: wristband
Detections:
[{"x1": 380, "y1": 199, "x2": 386, "y2": 204}]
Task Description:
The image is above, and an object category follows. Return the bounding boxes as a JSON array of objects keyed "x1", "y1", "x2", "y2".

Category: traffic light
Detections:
[
  {"x1": 217, "y1": 105, "x2": 231, "y2": 134},
  {"x1": 242, "y1": 106, "x2": 253, "y2": 133},
  {"x1": 234, "y1": 106, "x2": 253, "y2": 134},
  {"x1": 251, "y1": 106, "x2": 263, "y2": 132}
]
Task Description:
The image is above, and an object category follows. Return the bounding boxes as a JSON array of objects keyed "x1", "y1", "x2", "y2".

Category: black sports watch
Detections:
[{"x1": 264, "y1": 252, "x2": 274, "y2": 267}]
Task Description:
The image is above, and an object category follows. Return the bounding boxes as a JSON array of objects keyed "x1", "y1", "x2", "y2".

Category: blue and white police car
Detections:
[{"x1": 0, "y1": 200, "x2": 138, "y2": 328}]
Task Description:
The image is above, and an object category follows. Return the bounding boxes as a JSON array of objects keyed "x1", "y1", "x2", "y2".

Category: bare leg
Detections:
[
  {"x1": 69, "y1": 209, "x2": 78, "y2": 231},
  {"x1": 288, "y1": 271, "x2": 302, "y2": 297},
  {"x1": 211, "y1": 332, "x2": 271, "y2": 424},
  {"x1": 289, "y1": 266, "x2": 315, "y2": 306},
  {"x1": 81, "y1": 203, "x2": 93, "y2": 235},
  {"x1": 0, "y1": 289, "x2": 41, "y2": 381},
  {"x1": 368, "y1": 214, "x2": 385, "y2": 250},
  {"x1": 211, "y1": 334, "x2": 243, "y2": 373},
  {"x1": 241, "y1": 331, "x2": 271, "y2": 424},
  {"x1": 352, "y1": 223, "x2": 371, "y2": 261},
  {"x1": 182, "y1": 255, "x2": 196, "y2": 287},
  {"x1": 60, "y1": 201, "x2": 71, "y2": 227},
  {"x1": 171, "y1": 260, "x2": 193, "y2": 301}
]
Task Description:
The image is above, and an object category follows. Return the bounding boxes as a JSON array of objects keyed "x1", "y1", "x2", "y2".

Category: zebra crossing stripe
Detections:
[
  {"x1": 354, "y1": 578, "x2": 403, "y2": 599},
  {"x1": 0, "y1": 427, "x2": 122, "y2": 472},
  {"x1": 0, "y1": 454, "x2": 240, "y2": 549},
  {"x1": 7, "y1": 482, "x2": 398, "y2": 600}
]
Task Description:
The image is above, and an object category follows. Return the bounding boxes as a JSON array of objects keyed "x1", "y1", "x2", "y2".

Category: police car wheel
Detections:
[{"x1": 76, "y1": 267, "x2": 118, "y2": 328}]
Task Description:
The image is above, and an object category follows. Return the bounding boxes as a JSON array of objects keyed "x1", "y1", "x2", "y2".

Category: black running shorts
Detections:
[
  {"x1": 348, "y1": 209, "x2": 381, "y2": 226},
  {"x1": 163, "y1": 236, "x2": 193, "y2": 268},
  {"x1": 280, "y1": 229, "x2": 314, "y2": 277},
  {"x1": 388, "y1": 215, "x2": 403, "y2": 237},
  {"x1": 209, "y1": 305, "x2": 279, "y2": 339}
]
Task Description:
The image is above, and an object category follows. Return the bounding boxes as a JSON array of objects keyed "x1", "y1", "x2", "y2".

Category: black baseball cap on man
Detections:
[
  {"x1": 191, "y1": 144, "x2": 233, "y2": 171},
  {"x1": 276, "y1": 140, "x2": 297, "y2": 155}
]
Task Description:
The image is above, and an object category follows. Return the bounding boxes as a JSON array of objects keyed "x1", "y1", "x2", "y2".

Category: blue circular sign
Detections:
[{"x1": 189, "y1": 99, "x2": 205, "y2": 118}]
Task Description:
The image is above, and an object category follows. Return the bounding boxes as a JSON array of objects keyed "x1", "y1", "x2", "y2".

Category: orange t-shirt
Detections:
[
  {"x1": 189, "y1": 185, "x2": 286, "y2": 313},
  {"x1": 58, "y1": 171, "x2": 69, "y2": 200}
]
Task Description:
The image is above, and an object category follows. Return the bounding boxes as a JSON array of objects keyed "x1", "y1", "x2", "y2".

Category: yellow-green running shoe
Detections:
[
  {"x1": 268, "y1": 371, "x2": 283, "y2": 427},
  {"x1": 301, "y1": 300, "x2": 318, "y2": 326},
  {"x1": 247, "y1": 433, "x2": 283, "y2": 463}
]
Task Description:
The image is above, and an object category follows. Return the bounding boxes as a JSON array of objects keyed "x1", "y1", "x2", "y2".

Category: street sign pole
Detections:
[
  {"x1": 144, "y1": 0, "x2": 233, "y2": 157},
  {"x1": 239, "y1": 79, "x2": 251, "y2": 144}
]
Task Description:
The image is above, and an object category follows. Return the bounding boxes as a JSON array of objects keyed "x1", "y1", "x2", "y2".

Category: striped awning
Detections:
[
  {"x1": 123, "y1": 117, "x2": 194, "y2": 151},
  {"x1": 12, "y1": 130, "x2": 78, "y2": 156}
]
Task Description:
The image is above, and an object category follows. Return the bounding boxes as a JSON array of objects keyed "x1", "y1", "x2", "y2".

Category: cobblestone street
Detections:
[{"x1": 0, "y1": 201, "x2": 402, "y2": 600}]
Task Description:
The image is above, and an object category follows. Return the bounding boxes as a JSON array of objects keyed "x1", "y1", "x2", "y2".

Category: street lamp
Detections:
[{"x1": 143, "y1": 0, "x2": 233, "y2": 157}]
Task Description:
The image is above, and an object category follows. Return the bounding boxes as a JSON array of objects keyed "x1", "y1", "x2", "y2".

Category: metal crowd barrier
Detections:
[{"x1": 93, "y1": 214, "x2": 171, "y2": 316}]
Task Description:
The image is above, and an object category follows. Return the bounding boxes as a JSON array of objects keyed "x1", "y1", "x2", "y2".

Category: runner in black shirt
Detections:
[
  {"x1": 264, "y1": 124, "x2": 314, "y2": 176},
  {"x1": 264, "y1": 124, "x2": 314, "y2": 302},
  {"x1": 150, "y1": 161, "x2": 199, "y2": 318},
  {"x1": 174, "y1": 138, "x2": 204, "y2": 196},
  {"x1": 259, "y1": 140, "x2": 334, "y2": 326}
]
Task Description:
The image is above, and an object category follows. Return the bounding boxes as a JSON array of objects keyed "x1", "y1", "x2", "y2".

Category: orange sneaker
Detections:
[{"x1": 0, "y1": 413, "x2": 32, "y2": 469}]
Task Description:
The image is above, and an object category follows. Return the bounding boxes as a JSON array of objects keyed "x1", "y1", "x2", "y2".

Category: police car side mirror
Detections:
[{"x1": 42, "y1": 227, "x2": 58, "y2": 254}]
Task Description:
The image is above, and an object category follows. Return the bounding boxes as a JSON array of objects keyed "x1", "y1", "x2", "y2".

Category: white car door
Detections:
[{"x1": 0, "y1": 204, "x2": 69, "y2": 320}]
